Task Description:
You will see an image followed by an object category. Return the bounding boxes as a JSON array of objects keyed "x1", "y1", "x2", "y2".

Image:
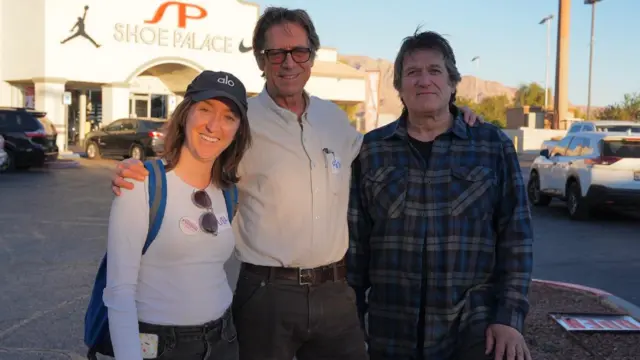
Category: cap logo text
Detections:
[{"x1": 217, "y1": 75, "x2": 235, "y2": 87}]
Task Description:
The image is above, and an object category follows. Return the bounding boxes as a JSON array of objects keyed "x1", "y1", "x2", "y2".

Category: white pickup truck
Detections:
[{"x1": 528, "y1": 131, "x2": 640, "y2": 220}]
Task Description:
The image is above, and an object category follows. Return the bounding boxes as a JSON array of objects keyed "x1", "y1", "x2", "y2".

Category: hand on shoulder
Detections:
[{"x1": 111, "y1": 159, "x2": 149, "y2": 196}]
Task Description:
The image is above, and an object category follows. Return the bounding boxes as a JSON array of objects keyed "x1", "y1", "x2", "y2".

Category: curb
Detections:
[
  {"x1": 533, "y1": 279, "x2": 640, "y2": 321},
  {"x1": 518, "y1": 154, "x2": 538, "y2": 162},
  {"x1": 533, "y1": 279, "x2": 611, "y2": 296}
]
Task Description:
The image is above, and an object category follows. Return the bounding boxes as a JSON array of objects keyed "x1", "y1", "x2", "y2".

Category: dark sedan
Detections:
[{"x1": 84, "y1": 117, "x2": 166, "y2": 161}]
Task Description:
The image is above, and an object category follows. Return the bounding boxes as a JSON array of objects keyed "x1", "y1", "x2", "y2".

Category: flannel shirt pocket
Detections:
[
  {"x1": 449, "y1": 166, "x2": 496, "y2": 219},
  {"x1": 364, "y1": 167, "x2": 407, "y2": 219}
]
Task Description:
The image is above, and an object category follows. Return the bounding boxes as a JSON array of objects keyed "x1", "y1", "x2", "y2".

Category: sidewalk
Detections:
[{"x1": 46, "y1": 150, "x2": 82, "y2": 169}]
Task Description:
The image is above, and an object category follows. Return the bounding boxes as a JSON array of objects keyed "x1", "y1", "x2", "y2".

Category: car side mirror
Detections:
[{"x1": 540, "y1": 149, "x2": 550, "y2": 158}]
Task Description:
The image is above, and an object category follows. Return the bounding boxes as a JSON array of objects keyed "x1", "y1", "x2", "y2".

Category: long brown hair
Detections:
[{"x1": 160, "y1": 96, "x2": 252, "y2": 189}]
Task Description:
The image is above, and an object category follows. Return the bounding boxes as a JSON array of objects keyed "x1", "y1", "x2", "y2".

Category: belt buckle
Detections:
[{"x1": 298, "y1": 268, "x2": 313, "y2": 285}]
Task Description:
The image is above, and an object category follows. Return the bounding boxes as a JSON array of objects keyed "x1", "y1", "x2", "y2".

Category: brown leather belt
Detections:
[{"x1": 242, "y1": 258, "x2": 346, "y2": 286}]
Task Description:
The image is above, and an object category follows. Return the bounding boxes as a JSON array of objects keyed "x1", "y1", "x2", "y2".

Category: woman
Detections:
[{"x1": 103, "y1": 70, "x2": 251, "y2": 360}]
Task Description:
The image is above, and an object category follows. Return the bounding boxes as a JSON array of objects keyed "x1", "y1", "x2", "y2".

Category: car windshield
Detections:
[
  {"x1": 0, "y1": 111, "x2": 42, "y2": 132},
  {"x1": 603, "y1": 140, "x2": 640, "y2": 158},
  {"x1": 596, "y1": 125, "x2": 640, "y2": 133}
]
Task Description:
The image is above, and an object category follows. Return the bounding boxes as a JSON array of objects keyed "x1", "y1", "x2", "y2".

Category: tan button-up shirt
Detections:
[{"x1": 233, "y1": 87, "x2": 363, "y2": 268}]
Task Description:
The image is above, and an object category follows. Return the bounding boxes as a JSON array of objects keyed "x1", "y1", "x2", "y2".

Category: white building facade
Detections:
[{"x1": 0, "y1": 0, "x2": 366, "y2": 151}]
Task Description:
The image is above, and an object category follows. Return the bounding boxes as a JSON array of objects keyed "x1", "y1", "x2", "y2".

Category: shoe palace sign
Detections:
[{"x1": 113, "y1": 1, "x2": 237, "y2": 53}]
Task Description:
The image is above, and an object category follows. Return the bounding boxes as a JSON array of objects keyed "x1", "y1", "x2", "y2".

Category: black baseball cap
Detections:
[{"x1": 185, "y1": 70, "x2": 248, "y2": 121}]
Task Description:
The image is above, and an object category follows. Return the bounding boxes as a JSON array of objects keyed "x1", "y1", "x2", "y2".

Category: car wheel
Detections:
[
  {"x1": 567, "y1": 181, "x2": 589, "y2": 220},
  {"x1": 0, "y1": 151, "x2": 14, "y2": 173},
  {"x1": 527, "y1": 171, "x2": 552, "y2": 206},
  {"x1": 86, "y1": 142, "x2": 100, "y2": 159},
  {"x1": 130, "y1": 145, "x2": 144, "y2": 161}
]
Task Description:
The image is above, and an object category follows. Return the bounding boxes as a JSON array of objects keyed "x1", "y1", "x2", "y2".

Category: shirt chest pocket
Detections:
[
  {"x1": 363, "y1": 167, "x2": 407, "y2": 219},
  {"x1": 323, "y1": 150, "x2": 346, "y2": 195},
  {"x1": 448, "y1": 166, "x2": 496, "y2": 219}
]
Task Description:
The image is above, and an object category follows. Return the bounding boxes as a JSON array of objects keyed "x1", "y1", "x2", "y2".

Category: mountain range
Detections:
[{"x1": 338, "y1": 55, "x2": 596, "y2": 117}]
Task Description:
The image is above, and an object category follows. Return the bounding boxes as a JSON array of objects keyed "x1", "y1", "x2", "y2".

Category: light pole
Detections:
[
  {"x1": 539, "y1": 14, "x2": 554, "y2": 110},
  {"x1": 585, "y1": 0, "x2": 602, "y2": 120},
  {"x1": 471, "y1": 56, "x2": 480, "y2": 103}
]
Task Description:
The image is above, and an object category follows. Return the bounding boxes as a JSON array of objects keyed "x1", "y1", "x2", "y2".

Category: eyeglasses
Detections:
[
  {"x1": 262, "y1": 47, "x2": 312, "y2": 65},
  {"x1": 192, "y1": 190, "x2": 218, "y2": 235}
]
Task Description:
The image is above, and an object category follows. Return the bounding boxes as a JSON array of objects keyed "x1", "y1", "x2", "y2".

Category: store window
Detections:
[
  {"x1": 151, "y1": 94, "x2": 167, "y2": 119},
  {"x1": 88, "y1": 90, "x2": 102, "y2": 123},
  {"x1": 129, "y1": 93, "x2": 168, "y2": 119}
]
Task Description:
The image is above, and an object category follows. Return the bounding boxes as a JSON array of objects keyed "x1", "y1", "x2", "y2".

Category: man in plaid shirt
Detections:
[{"x1": 347, "y1": 30, "x2": 533, "y2": 360}]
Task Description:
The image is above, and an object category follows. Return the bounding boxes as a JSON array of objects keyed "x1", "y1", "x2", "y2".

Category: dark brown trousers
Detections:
[{"x1": 232, "y1": 263, "x2": 369, "y2": 360}]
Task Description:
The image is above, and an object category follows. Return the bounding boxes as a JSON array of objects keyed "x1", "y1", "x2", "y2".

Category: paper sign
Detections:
[
  {"x1": 62, "y1": 91, "x2": 72, "y2": 105},
  {"x1": 550, "y1": 313, "x2": 640, "y2": 332}
]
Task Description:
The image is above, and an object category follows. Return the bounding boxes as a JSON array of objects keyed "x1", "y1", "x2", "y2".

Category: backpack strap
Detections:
[
  {"x1": 222, "y1": 185, "x2": 238, "y2": 222},
  {"x1": 142, "y1": 159, "x2": 167, "y2": 255}
]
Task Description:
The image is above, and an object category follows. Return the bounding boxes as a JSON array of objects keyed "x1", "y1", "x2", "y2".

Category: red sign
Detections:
[
  {"x1": 145, "y1": 1, "x2": 207, "y2": 29},
  {"x1": 550, "y1": 313, "x2": 640, "y2": 332}
]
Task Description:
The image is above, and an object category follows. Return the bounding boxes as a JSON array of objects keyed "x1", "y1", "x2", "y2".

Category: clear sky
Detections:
[{"x1": 249, "y1": 0, "x2": 638, "y2": 107}]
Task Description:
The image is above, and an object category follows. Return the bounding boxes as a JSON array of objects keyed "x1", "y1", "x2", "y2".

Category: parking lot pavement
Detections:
[
  {"x1": 0, "y1": 162, "x2": 639, "y2": 358},
  {"x1": 531, "y1": 202, "x2": 640, "y2": 305}
]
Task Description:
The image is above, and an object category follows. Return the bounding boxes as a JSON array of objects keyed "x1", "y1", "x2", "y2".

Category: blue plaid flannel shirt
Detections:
[{"x1": 347, "y1": 108, "x2": 533, "y2": 359}]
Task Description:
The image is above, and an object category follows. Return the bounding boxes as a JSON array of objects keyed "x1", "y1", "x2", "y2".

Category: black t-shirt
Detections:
[
  {"x1": 409, "y1": 136, "x2": 434, "y2": 163},
  {"x1": 408, "y1": 135, "x2": 435, "y2": 356}
]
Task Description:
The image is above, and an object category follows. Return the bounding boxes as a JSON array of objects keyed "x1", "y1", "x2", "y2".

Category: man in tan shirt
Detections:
[{"x1": 110, "y1": 7, "x2": 480, "y2": 360}]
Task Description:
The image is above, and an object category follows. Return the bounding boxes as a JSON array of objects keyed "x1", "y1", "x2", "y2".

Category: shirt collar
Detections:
[
  {"x1": 383, "y1": 105, "x2": 470, "y2": 141},
  {"x1": 257, "y1": 85, "x2": 311, "y2": 124}
]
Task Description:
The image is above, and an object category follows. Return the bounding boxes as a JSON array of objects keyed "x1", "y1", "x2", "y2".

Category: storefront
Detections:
[{"x1": 0, "y1": 0, "x2": 366, "y2": 151}]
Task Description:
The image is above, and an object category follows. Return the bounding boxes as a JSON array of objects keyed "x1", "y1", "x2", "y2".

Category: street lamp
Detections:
[
  {"x1": 585, "y1": 0, "x2": 602, "y2": 120},
  {"x1": 471, "y1": 56, "x2": 480, "y2": 103},
  {"x1": 539, "y1": 14, "x2": 554, "y2": 110}
]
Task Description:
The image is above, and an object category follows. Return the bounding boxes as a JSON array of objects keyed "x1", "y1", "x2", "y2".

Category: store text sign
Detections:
[{"x1": 113, "y1": 1, "x2": 233, "y2": 53}]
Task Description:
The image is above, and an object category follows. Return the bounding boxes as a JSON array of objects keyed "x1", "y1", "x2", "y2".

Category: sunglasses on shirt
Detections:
[{"x1": 192, "y1": 190, "x2": 218, "y2": 235}]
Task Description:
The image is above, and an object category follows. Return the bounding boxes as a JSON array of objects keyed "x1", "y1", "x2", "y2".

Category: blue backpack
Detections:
[{"x1": 84, "y1": 159, "x2": 238, "y2": 360}]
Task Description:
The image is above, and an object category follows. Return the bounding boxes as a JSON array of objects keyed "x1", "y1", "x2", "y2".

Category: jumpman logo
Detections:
[{"x1": 60, "y1": 5, "x2": 101, "y2": 48}]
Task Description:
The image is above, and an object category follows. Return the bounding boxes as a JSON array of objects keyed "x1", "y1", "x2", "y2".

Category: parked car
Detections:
[
  {"x1": 0, "y1": 134, "x2": 8, "y2": 171},
  {"x1": 0, "y1": 107, "x2": 59, "y2": 171},
  {"x1": 84, "y1": 117, "x2": 166, "y2": 161},
  {"x1": 541, "y1": 120, "x2": 640, "y2": 151},
  {"x1": 528, "y1": 131, "x2": 640, "y2": 220}
]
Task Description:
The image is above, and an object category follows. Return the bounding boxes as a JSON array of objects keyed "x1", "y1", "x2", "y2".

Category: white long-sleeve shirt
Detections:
[{"x1": 103, "y1": 170, "x2": 235, "y2": 360}]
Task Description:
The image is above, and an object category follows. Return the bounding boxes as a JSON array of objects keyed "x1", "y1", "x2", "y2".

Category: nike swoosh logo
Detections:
[{"x1": 238, "y1": 39, "x2": 253, "y2": 53}]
